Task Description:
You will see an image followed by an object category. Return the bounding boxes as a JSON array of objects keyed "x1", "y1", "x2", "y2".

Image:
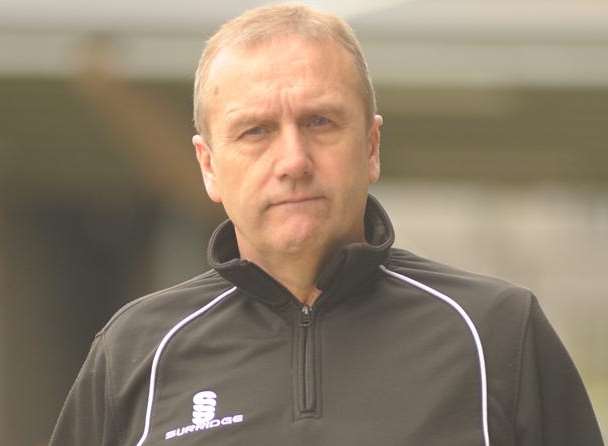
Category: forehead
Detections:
[{"x1": 204, "y1": 35, "x2": 361, "y2": 118}]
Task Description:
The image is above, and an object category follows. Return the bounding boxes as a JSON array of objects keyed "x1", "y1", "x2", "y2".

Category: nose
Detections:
[{"x1": 273, "y1": 125, "x2": 313, "y2": 181}]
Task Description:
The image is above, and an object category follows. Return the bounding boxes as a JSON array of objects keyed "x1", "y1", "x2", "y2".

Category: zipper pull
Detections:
[{"x1": 300, "y1": 306, "x2": 313, "y2": 327}]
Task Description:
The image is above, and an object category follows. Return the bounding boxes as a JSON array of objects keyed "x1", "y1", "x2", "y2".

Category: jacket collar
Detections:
[{"x1": 207, "y1": 194, "x2": 395, "y2": 308}]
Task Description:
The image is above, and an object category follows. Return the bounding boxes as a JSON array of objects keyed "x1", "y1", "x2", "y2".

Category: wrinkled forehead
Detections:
[
  {"x1": 197, "y1": 35, "x2": 369, "y2": 145},
  {"x1": 205, "y1": 35, "x2": 361, "y2": 109}
]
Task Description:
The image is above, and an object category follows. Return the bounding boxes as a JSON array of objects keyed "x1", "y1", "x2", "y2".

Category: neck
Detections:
[
  {"x1": 235, "y1": 229, "x2": 366, "y2": 307},
  {"x1": 239, "y1": 247, "x2": 325, "y2": 306}
]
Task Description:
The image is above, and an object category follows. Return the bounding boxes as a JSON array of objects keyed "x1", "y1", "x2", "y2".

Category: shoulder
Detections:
[
  {"x1": 97, "y1": 269, "x2": 236, "y2": 351},
  {"x1": 382, "y1": 248, "x2": 542, "y2": 422},
  {"x1": 382, "y1": 248, "x2": 536, "y2": 329}
]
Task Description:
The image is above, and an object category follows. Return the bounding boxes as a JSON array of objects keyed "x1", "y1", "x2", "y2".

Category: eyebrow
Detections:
[
  {"x1": 225, "y1": 100, "x2": 349, "y2": 129},
  {"x1": 300, "y1": 103, "x2": 349, "y2": 121},
  {"x1": 225, "y1": 112, "x2": 265, "y2": 128}
]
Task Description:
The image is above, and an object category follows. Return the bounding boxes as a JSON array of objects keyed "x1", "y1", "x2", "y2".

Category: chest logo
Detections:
[{"x1": 164, "y1": 390, "x2": 245, "y2": 440}]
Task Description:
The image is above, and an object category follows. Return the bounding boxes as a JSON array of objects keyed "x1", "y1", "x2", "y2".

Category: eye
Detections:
[
  {"x1": 240, "y1": 126, "x2": 267, "y2": 139},
  {"x1": 307, "y1": 115, "x2": 331, "y2": 128}
]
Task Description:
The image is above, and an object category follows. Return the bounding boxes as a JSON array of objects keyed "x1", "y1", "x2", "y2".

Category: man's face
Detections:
[{"x1": 194, "y1": 35, "x2": 381, "y2": 260}]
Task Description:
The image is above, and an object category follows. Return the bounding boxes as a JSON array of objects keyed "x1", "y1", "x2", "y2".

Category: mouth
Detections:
[{"x1": 270, "y1": 196, "x2": 324, "y2": 207}]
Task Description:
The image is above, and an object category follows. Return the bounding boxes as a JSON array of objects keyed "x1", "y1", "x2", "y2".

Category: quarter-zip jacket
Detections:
[{"x1": 50, "y1": 196, "x2": 604, "y2": 446}]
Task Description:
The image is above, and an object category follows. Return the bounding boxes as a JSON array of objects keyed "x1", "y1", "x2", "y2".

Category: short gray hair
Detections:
[{"x1": 193, "y1": 3, "x2": 377, "y2": 139}]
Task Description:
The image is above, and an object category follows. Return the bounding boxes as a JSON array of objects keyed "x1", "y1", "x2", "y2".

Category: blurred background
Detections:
[{"x1": 1, "y1": 0, "x2": 607, "y2": 444}]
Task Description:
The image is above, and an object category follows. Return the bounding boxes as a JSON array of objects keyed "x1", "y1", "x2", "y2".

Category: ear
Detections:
[
  {"x1": 193, "y1": 134, "x2": 222, "y2": 203},
  {"x1": 367, "y1": 114, "x2": 382, "y2": 184}
]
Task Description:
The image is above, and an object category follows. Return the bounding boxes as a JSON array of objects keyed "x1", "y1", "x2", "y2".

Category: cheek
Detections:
[
  {"x1": 216, "y1": 155, "x2": 266, "y2": 207},
  {"x1": 324, "y1": 142, "x2": 370, "y2": 182}
]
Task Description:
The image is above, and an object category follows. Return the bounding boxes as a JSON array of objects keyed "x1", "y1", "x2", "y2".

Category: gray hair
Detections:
[{"x1": 193, "y1": 3, "x2": 377, "y2": 140}]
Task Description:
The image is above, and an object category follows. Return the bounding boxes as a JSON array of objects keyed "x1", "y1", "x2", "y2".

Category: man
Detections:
[{"x1": 51, "y1": 4, "x2": 603, "y2": 446}]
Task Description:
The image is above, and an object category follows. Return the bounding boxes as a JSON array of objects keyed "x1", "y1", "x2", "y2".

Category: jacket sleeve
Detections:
[
  {"x1": 514, "y1": 296, "x2": 604, "y2": 445},
  {"x1": 49, "y1": 333, "x2": 113, "y2": 446}
]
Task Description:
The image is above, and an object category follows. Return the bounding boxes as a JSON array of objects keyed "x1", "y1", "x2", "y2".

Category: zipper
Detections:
[{"x1": 296, "y1": 305, "x2": 317, "y2": 417}]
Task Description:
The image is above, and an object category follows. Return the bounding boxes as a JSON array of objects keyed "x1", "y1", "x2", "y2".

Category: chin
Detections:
[{"x1": 273, "y1": 222, "x2": 327, "y2": 254}]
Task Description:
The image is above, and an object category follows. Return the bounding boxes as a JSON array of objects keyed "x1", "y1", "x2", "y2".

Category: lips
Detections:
[{"x1": 270, "y1": 196, "x2": 324, "y2": 207}]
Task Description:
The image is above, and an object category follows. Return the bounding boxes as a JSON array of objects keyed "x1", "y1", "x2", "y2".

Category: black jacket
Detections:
[{"x1": 51, "y1": 196, "x2": 604, "y2": 446}]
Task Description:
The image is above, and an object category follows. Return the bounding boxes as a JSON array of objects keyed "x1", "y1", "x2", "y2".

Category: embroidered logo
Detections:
[
  {"x1": 192, "y1": 390, "x2": 217, "y2": 425},
  {"x1": 165, "y1": 390, "x2": 244, "y2": 440}
]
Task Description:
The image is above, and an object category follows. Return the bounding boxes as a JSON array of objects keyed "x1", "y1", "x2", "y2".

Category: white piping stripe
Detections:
[
  {"x1": 134, "y1": 286, "x2": 238, "y2": 446},
  {"x1": 379, "y1": 265, "x2": 490, "y2": 446}
]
